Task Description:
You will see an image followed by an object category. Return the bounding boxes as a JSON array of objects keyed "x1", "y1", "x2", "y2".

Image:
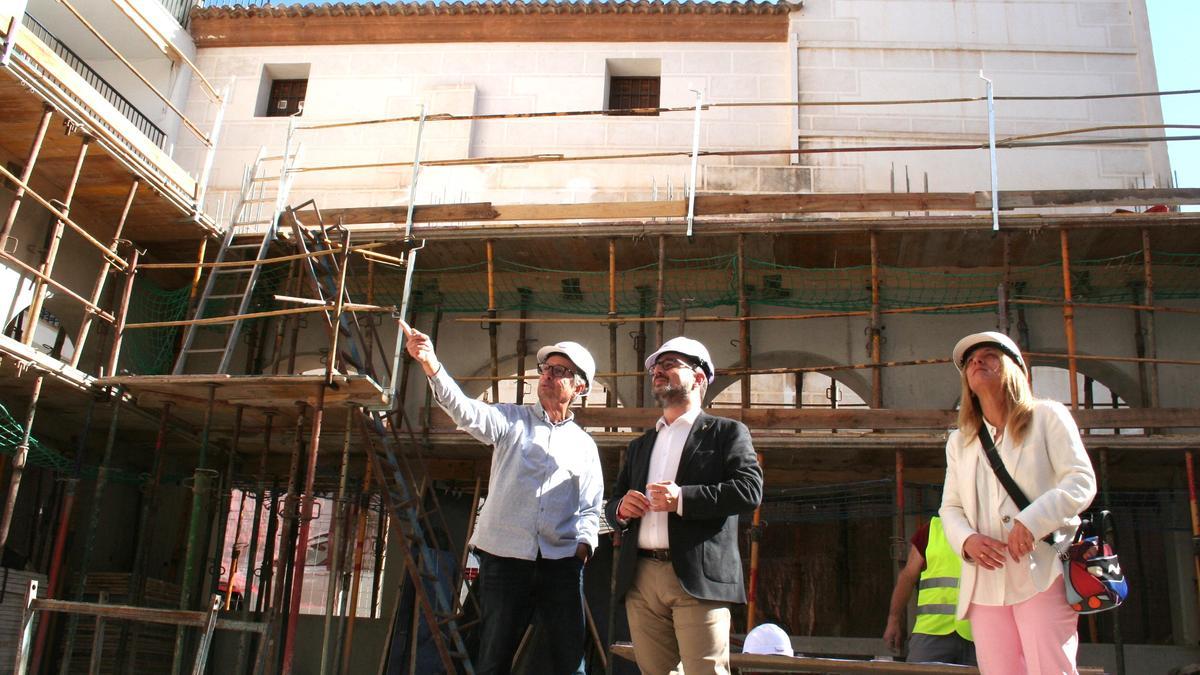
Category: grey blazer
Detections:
[{"x1": 605, "y1": 412, "x2": 763, "y2": 604}]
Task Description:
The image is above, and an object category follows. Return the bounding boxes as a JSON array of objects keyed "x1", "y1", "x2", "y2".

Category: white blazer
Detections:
[{"x1": 939, "y1": 400, "x2": 1097, "y2": 619}]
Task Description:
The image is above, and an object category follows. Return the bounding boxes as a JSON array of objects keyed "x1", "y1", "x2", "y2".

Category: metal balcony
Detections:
[{"x1": 20, "y1": 13, "x2": 167, "y2": 149}]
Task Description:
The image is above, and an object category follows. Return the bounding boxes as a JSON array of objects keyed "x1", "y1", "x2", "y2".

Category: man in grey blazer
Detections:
[{"x1": 605, "y1": 336, "x2": 763, "y2": 675}]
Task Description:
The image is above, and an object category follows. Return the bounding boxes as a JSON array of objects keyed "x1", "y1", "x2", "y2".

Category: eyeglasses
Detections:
[
  {"x1": 537, "y1": 363, "x2": 577, "y2": 380},
  {"x1": 648, "y1": 357, "x2": 697, "y2": 376},
  {"x1": 965, "y1": 349, "x2": 1003, "y2": 368}
]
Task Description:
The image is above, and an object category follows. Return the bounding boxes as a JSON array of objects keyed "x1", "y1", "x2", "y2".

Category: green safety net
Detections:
[
  {"x1": 0, "y1": 402, "x2": 72, "y2": 472},
  {"x1": 0, "y1": 403, "x2": 145, "y2": 483},
  {"x1": 352, "y1": 250, "x2": 1200, "y2": 316},
  {"x1": 121, "y1": 263, "x2": 291, "y2": 375},
  {"x1": 353, "y1": 256, "x2": 739, "y2": 315},
  {"x1": 122, "y1": 278, "x2": 190, "y2": 375}
]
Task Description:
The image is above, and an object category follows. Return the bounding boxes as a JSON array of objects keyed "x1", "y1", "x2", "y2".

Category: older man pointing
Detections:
[{"x1": 406, "y1": 326, "x2": 603, "y2": 675}]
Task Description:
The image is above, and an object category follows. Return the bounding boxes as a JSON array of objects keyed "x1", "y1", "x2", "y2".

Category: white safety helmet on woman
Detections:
[
  {"x1": 952, "y1": 331, "x2": 1026, "y2": 374},
  {"x1": 644, "y1": 336, "x2": 715, "y2": 384}
]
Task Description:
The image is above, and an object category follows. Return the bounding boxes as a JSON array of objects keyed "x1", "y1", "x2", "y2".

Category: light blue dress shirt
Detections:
[{"x1": 429, "y1": 366, "x2": 603, "y2": 561}]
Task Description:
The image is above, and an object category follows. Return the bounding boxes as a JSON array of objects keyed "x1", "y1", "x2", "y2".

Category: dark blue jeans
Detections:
[{"x1": 475, "y1": 548, "x2": 587, "y2": 675}]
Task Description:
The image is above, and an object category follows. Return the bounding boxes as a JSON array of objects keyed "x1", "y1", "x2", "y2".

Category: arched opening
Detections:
[
  {"x1": 709, "y1": 371, "x2": 867, "y2": 409},
  {"x1": 3, "y1": 305, "x2": 76, "y2": 362},
  {"x1": 1029, "y1": 365, "x2": 1136, "y2": 435},
  {"x1": 709, "y1": 371, "x2": 869, "y2": 432}
]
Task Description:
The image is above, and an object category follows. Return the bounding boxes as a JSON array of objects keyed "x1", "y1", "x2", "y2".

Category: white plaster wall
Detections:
[
  {"x1": 176, "y1": 40, "x2": 795, "y2": 219},
  {"x1": 176, "y1": 1, "x2": 1170, "y2": 227},
  {"x1": 790, "y1": 0, "x2": 1172, "y2": 194}
]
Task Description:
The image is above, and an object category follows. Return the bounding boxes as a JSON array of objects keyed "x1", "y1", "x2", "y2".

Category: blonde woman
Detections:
[{"x1": 939, "y1": 332, "x2": 1096, "y2": 674}]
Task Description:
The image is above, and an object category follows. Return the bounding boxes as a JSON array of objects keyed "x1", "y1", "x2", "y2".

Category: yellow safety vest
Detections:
[{"x1": 913, "y1": 517, "x2": 973, "y2": 640}]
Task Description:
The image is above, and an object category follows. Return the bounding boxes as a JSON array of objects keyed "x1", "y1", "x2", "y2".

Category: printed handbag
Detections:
[{"x1": 1061, "y1": 510, "x2": 1128, "y2": 614}]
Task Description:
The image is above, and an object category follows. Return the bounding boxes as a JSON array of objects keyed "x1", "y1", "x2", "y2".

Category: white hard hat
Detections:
[
  {"x1": 536, "y1": 341, "x2": 596, "y2": 395},
  {"x1": 952, "y1": 331, "x2": 1026, "y2": 374},
  {"x1": 644, "y1": 336, "x2": 715, "y2": 383},
  {"x1": 743, "y1": 623, "x2": 793, "y2": 656}
]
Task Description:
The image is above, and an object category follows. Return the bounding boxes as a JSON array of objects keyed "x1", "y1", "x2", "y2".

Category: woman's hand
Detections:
[
  {"x1": 963, "y1": 533, "x2": 1009, "y2": 570},
  {"x1": 1007, "y1": 520, "x2": 1035, "y2": 561}
]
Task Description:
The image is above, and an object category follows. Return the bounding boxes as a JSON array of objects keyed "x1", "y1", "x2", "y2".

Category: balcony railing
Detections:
[{"x1": 20, "y1": 13, "x2": 167, "y2": 149}]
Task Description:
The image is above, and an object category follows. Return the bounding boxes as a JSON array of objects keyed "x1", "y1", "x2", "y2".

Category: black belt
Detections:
[{"x1": 637, "y1": 549, "x2": 671, "y2": 562}]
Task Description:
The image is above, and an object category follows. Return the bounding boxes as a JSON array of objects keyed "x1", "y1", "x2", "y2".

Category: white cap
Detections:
[
  {"x1": 644, "y1": 336, "x2": 715, "y2": 384},
  {"x1": 743, "y1": 623, "x2": 793, "y2": 656},
  {"x1": 536, "y1": 341, "x2": 596, "y2": 395},
  {"x1": 952, "y1": 331, "x2": 1026, "y2": 373}
]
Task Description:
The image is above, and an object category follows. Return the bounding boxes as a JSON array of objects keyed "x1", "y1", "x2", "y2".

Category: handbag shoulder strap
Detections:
[
  {"x1": 978, "y1": 423, "x2": 1056, "y2": 545},
  {"x1": 978, "y1": 423, "x2": 1030, "y2": 509}
]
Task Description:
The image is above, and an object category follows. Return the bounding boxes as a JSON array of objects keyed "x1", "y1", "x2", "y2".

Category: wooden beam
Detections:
[
  {"x1": 422, "y1": 406, "x2": 1200, "y2": 431},
  {"x1": 321, "y1": 188, "x2": 1200, "y2": 227}
]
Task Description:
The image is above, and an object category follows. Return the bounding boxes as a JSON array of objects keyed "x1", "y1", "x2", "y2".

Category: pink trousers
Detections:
[{"x1": 967, "y1": 577, "x2": 1080, "y2": 675}]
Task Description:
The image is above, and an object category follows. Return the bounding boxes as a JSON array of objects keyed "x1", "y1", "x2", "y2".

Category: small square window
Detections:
[
  {"x1": 562, "y1": 278, "x2": 583, "y2": 303},
  {"x1": 608, "y1": 76, "x2": 660, "y2": 116},
  {"x1": 266, "y1": 78, "x2": 307, "y2": 118}
]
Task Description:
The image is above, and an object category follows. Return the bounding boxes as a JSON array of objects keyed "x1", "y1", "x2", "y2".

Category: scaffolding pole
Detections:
[
  {"x1": 24, "y1": 135, "x2": 92, "y2": 347},
  {"x1": 265, "y1": 403, "x2": 308, "y2": 673},
  {"x1": 339, "y1": 456, "x2": 376, "y2": 675},
  {"x1": 1060, "y1": 230, "x2": 1080, "y2": 409},
  {"x1": 282, "y1": 384, "x2": 327, "y2": 674},
  {"x1": 0, "y1": 105, "x2": 52, "y2": 247},
  {"x1": 71, "y1": 178, "x2": 138, "y2": 369},
  {"x1": 106, "y1": 248, "x2": 140, "y2": 377},
  {"x1": 320, "y1": 407, "x2": 354, "y2": 675},
  {"x1": 487, "y1": 240, "x2": 500, "y2": 403},
  {"x1": 59, "y1": 388, "x2": 124, "y2": 675},
  {"x1": 608, "y1": 238, "x2": 618, "y2": 427},
  {"x1": 171, "y1": 385, "x2": 218, "y2": 675},
  {"x1": 0, "y1": 373, "x2": 43, "y2": 554},
  {"x1": 119, "y1": 402, "x2": 174, "y2": 673},
  {"x1": 235, "y1": 411, "x2": 274, "y2": 673},
  {"x1": 1141, "y1": 230, "x2": 1161, "y2": 409}
]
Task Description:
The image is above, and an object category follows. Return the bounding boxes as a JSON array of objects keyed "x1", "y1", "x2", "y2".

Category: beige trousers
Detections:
[{"x1": 624, "y1": 558, "x2": 732, "y2": 675}]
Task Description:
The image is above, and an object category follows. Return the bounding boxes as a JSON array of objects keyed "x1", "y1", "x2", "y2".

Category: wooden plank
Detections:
[
  {"x1": 992, "y1": 187, "x2": 1200, "y2": 209},
  {"x1": 609, "y1": 642, "x2": 1104, "y2": 674},
  {"x1": 97, "y1": 375, "x2": 389, "y2": 410},
  {"x1": 31, "y1": 598, "x2": 266, "y2": 633},
  {"x1": 423, "y1": 406, "x2": 1200, "y2": 431},
  {"x1": 321, "y1": 189, "x2": 1200, "y2": 227}
]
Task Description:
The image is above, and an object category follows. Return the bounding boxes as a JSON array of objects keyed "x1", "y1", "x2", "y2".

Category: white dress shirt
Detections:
[
  {"x1": 637, "y1": 407, "x2": 701, "y2": 550},
  {"x1": 970, "y1": 419, "x2": 1038, "y2": 605},
  {"x1": 428, "y1": 366, "x2": 603, "y2": 561}
]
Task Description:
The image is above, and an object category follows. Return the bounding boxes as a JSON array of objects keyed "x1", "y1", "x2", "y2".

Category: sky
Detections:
[{"x1": 1146, "y1": 0, "x2": 1198, "y2": 189}]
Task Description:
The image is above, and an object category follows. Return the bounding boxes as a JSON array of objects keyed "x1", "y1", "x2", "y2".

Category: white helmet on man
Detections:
[
  {"x1": 743, "y1": 623, "x2": 793, "y2": 656},
  {"x1": 644, "y1": 336, "x2": 715, "y2": 384},
  {"x1": 536, "y1": 341, "x2": 596, "y2": 395}
]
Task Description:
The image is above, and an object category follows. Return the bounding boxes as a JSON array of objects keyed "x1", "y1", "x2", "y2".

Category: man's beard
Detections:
[{"x1": 652, "y1": 381, "x2": 692, "y2": 407}]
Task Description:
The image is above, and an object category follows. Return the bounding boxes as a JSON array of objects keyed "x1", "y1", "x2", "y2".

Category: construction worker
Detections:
[
  {"x1": 405, "y1": 325, "x2": 603, "y2": 675},
  {"x1": 606, "y1": 336, "x2": 763, "y2": 675},
  {"x1": 884, "y1": 516, "x2": 976, "y2": 665}
]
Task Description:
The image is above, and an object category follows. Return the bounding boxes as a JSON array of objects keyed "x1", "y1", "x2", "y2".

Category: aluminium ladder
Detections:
[{"x1": 173, "y1": 141, "x2": 303, "y2": 375}]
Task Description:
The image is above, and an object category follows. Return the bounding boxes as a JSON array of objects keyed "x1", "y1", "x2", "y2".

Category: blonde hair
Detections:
[{"x1": 956, "y1": 352, "x2": 1035, "y2": 444}]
